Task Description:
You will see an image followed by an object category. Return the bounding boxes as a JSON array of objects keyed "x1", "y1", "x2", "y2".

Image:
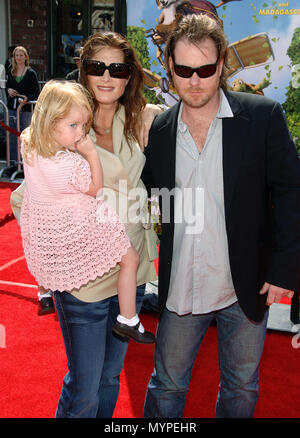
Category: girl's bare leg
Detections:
[
  {"x1": 117, "y1": 246, "x2": 139, "y2": 319},
  {"x1": 113, "y1": 246, "x2": 155, "y2": 344}
]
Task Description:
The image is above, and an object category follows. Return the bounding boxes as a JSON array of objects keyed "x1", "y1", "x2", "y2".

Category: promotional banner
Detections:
[{"x1": 127, "y1": 0, "x2": 300, "y2": 152}]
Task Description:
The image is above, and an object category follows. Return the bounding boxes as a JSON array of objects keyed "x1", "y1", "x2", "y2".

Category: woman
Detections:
[
  {"x1": 6, "y1": 46, "x2": 40, "y2": 169},
  {"x1": 11, "y1": 32, "x2": 161, "y2": 418}
]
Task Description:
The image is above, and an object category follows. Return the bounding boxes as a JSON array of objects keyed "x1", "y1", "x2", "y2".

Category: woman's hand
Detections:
[
  {"x1": 137, "y1": 104, "x2": 163, "y2": 150},
  {"x1": 7, "y1": 88, "x2": 18, "y2": 98},
  {"x1": 18, "y1": 95, "x2": 28, "y2": 104}
]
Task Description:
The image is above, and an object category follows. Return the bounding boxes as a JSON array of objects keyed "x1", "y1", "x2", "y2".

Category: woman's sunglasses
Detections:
[
  {"x1": 173, "y1": 58, "x2": 219, "y2": 79},
  {"x1": 83, "y1": 60, "x2": 132, "y2": 79}
]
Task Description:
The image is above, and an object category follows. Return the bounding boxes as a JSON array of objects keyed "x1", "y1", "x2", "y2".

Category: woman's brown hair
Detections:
[{"x1": 80, "y1": 31, "x2": 146, "y2": 145}]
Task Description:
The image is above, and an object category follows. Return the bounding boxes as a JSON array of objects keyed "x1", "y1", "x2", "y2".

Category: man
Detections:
[
  {"x1": 142, "y1": 14, "x2": 300, "y2": 418},
  {"x1": 5, "y1": 45, "x2": 16, "y2": 75},
  {"x1": 65, "y1": 47, "x2": 82, "y2": 82}
]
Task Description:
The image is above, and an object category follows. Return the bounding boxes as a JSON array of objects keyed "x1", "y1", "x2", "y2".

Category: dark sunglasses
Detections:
[
  {"x1": 83, "y1": 60, "x2": 132, "y2": 79},
  {"x1": 173, "y1": 58, "x2": 219, "y2": 79}
]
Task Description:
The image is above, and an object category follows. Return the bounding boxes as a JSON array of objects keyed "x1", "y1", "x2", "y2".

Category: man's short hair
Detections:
[{"x1": 164, "y1": 14, "x2": 230, "y2": 91}]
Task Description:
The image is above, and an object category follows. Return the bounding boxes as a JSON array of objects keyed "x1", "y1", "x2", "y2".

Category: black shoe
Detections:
[
  {"x1": 37, "y1": 297, "x2": 55, "y2": 316},
  {"x1": 112, "y1": 321, "x2": 155, "y2": 344}
]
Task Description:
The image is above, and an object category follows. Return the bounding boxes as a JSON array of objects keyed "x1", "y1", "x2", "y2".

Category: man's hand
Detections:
[{"x1": 259, "y1": 282, "x2": 294, "y2": 306}]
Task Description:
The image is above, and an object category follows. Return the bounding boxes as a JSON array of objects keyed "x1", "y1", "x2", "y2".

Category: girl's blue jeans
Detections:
[{"x1": 54, "y1": 284, "x2": 145, "y2": 418}]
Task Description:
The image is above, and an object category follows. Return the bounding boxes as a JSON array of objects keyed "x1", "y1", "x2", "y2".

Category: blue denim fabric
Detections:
[
  {"x1": 8, "y1": 110, "x2": 32, "y2": 163},
  {"x1": 144, "y1": 301, "x2": 268, "y2": 418},
  {"x1": 54, "y1": 284, "x2": 145, "y2": 418}
]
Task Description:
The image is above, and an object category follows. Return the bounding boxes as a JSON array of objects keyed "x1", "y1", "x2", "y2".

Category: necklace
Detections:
[{"x1": 96, "y1": 126, "x2": 111, "y2": 135}]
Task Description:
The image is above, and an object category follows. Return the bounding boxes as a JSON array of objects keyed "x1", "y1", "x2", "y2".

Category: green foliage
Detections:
[
  {"x1": 283, "y1": 27, "x2": 300, "y2": 154},
  {"x1": 127, "y1": 25, "x2": 151, "y2": 69},
  {"x1": 127, "y1": 25, "x2": 161, "y2": 105},
  {"x1": 287, "y1": 27, "x2": 300, "y2": 65},
  {"x1": 143, "y1": 88, "x2": 160, "y2": 104},
  {"x1": 286, "y1": 113, "x2": 300, "y2": 155}
]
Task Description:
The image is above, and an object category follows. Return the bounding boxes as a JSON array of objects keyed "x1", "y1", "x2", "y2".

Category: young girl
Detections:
[{"x1": 20, "y1": 80, "x2": 155, "y2": 344}]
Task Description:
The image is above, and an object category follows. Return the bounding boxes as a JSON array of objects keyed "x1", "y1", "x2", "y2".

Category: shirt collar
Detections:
[{"x1": 217, "y1": 89, "x2": 234, "y2": 119}]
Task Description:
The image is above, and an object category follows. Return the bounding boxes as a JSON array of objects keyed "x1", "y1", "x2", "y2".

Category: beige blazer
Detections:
[{"x1": 11, "y1": 105, "x2": 158, "y2": 302}]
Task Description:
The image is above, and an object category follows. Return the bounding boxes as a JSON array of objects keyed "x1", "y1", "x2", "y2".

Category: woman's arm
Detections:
[
  {"x1": 10, "y1": 180, "x2": 26, "y2": 225},
  {"x1": 137, "y1": 104, "x2": 164, "y2": 150}
]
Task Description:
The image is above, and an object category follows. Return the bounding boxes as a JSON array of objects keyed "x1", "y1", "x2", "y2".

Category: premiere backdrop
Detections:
[{"x1": 126, "y1": 0, "x2": 300, "y2": 152}]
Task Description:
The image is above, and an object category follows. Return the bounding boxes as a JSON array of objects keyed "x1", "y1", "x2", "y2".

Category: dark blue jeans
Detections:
[
  {"x1": 54, "y1": 284, "x2": 145, "y2": 418},
  {"x1": 8, "y1": 109, "x2": 32, "y2": 164},
  {"x1": 144, "y1": 302, "x2": 268, "y2": 418}
]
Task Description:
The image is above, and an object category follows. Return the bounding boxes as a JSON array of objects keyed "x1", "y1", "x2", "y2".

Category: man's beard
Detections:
[{"x1": 179, "y1": 87, "x2": 212, "y2": 109}]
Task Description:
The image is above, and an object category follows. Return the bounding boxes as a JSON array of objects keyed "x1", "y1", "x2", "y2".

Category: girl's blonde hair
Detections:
[
  {"x1": 22, "y1": 80, "x2": 94, "y2": 161},
  {"x1": 11, "y1": 46, "x2": 30, "y2": 76}
]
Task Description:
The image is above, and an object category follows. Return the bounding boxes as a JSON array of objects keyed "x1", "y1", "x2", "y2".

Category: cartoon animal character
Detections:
[
  {"x1": 231, "y1": 77, "x2": 271, "y2": 95},
  {"x1": 156, "y1": 0, "x2": 185, "y2": 25},
  {"x1": 216, "y1": 0, "x2": 241, "y2": 6},
  {"x1": 179, "y1": 0, "x2": 222, "y2": 25},
  {"x1": 155, "y1": 0, "x2": 185, "y2": 44},
  {"x1": 156, "y1": 0, "x2": 241, "y2": 30},
  {"x1": 154, "y1": 0, "x2": 223, "y2": 58}
]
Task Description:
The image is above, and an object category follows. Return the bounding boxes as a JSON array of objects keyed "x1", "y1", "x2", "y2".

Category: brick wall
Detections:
[{"x1": 10, "y1": 0, "x2": 48, "y2": 80}]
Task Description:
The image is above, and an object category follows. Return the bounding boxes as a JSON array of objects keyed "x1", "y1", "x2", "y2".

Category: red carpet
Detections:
[{"x1": 0, "y1": 182, "x2": 299, "y2": 418}]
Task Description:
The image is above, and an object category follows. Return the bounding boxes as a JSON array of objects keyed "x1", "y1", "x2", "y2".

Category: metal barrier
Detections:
[
  {"x1": 0, "y1": 98, "x2": 36, "y2": 181},
  {"x1": 12, "y1": 99, "x2": 36, "y2": 180},
  {"x1": 0, "y1": 100, "x2": 10, "y2": 175}
]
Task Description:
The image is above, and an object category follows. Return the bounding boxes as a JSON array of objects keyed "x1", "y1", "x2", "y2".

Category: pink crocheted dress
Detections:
[{"x1": 20, "y1": 147, "x2": 131, "y2": 292}]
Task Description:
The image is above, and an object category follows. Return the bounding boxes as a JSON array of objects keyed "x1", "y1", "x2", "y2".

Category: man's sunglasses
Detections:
[
  {"x1": 83, "y1": 60, "x2": 132, "y2": 79},
  {"x1": 173, "y1": 58, "x2": 219, "y2": 79}
]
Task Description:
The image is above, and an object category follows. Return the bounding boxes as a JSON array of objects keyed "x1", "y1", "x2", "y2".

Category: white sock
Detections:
[
  {"x1": 38, "y1": 291, "x2": 53, "y2": 300},
  {"x1": 117, "y1": 314, "x2": 145, "y2": 333}
]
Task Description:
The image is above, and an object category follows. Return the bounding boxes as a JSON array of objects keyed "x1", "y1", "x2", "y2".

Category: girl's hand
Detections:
[{"x1": 76, "y1": 134, "x2": 96, "y2": 157}]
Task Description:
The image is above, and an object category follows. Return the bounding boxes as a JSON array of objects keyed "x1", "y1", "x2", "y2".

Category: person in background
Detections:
[
  {"x1": 65, "y1": 47, "x2": 82, "y2": 82},
  {"x1": 5, "y1": 45, "x2": 16, "y2": 75},
  {"x1": 5, "y1": 46, "x2": 40, "y2": 174},
  {"x1": 142, "y1": 14, "x2": 300, "y2": 418}
]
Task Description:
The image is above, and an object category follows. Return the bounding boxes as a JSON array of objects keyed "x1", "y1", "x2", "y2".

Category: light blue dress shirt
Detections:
[{"x1": 167, "y1": 90, "x2": 238, "y2": 315}]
